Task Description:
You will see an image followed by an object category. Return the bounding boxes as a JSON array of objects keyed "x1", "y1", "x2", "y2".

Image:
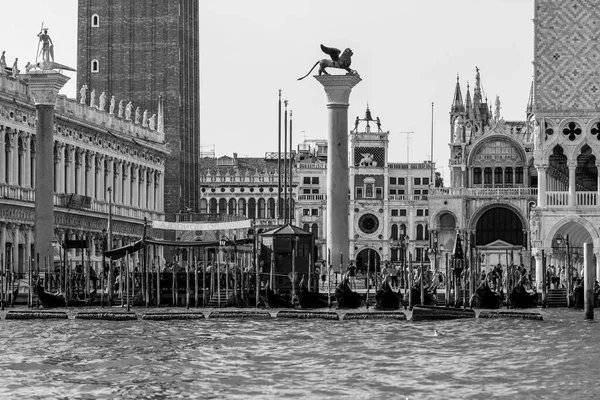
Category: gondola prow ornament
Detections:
[{"x1": 297, "y1": 44, "x2": 358, "y2": 80}]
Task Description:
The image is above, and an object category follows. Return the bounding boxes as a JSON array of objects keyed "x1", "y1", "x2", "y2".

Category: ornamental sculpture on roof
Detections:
[
  {"x1": 25, "y1": 25, "x2": 75, "y2": 72},
  {"x1": 297, "y1": 44, "x2": 358, "y2": 81}
]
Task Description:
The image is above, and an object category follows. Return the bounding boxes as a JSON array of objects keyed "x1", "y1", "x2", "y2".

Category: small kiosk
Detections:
[{"x1": 260, "y1": 224, "x2": 315, "y2": 293}]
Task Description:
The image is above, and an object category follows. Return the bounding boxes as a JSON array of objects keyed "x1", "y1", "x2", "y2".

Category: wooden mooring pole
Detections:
[{"x1": 584, "y1": 242, "x2": 594, "y2": 320}]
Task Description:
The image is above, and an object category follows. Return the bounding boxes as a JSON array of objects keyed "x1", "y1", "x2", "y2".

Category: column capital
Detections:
[
  {"x1": 314, "y1": 74, "x2": 362, "y2": 105},
  {"x1": 21, "y1": 71, "x2": 70, "y2": 106},
  {"x1": 567, "y1": 161, "x2": 577, "y2": 169}
]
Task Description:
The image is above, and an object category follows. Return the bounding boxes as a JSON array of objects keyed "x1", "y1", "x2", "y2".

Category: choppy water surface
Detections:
[{"x1": 0, "y1": 308, "x2": 599, "y2": 399}]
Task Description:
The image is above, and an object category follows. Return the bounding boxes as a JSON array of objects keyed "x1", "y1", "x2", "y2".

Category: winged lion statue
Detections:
[{"x1": 297, "y1": 44, "x2": 358, "y2": 81}]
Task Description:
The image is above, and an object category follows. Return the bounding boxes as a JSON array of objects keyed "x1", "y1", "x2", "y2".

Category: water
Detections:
[{"x1": 0, "y1": 308, "x2": 599, "y2": 399}]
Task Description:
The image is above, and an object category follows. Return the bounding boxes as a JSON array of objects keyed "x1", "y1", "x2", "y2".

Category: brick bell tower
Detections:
[{"x1": 76, "y1": 0, "x2": 200, "y2": 218}]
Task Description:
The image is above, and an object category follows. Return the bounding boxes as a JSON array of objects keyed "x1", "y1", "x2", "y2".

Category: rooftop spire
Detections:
[
  {"x1": 451, "y1": 74, "x2": 465, "y2": 113},
  {"x1": 473, "y1": 66, "x2": 482, "y2": 105},
  {"x1": 465, "y1": 82, "x2": 472, "y2": 118},
  {"x1": 526, "y1": 81, "x2": 534, "y2": 115}
]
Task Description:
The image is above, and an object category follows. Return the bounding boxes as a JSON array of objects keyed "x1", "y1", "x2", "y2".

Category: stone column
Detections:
[
  {"x1": 23, "y1": 71, "x2": 70, "y2": 266},
  {"x1": 536, "y1": 164, "x2": 546, "y2": 207},
  {"x1": 65, "y1": 145, "x2": 74, "y2": 193},
  {"x1": 568, "y1": 162, "x2": 576, "y2": 206},
  {"x1": 86, "y1": 151, "x2": 94, "y2": 197},
  {"x1": 139, "y1": 167, "x2": 147, "y2": 209},
  {"x1": 148, "y1": 170, "x2": 155, "y2": 211},
  {"x1": 315, "y1": 74, "x2": 361, "y2": 272},
  {"x1": 7, "y1": 129, "x2": 18, "y2": 185},
  {"x1": 114, "y1": 160, "x2": 122, "y2": 204},
  {"x1": 0, "y1": 127, "x2": 5, "y2": 184},
  {"x1": 12, "y1": 224, "x2": 19, "y2": 274},
  {"x1": 96, "y1": 155, "x2": 104, "y2": 201},
  {"x1": 23, "y1": 133, "x2": 31, "y2": 188},
  {"x1": 123, "y1": 162, "x2": 131, "y2": 206},
  {"x1": 156, "y1": 171, "x2": 163, "y2": 212},
  {"x1": 131, "y1": 164, "x2": 139, "y2": 208},
  {"x1": 534, "y1": 249, "x2": 543, "y2": 291}
]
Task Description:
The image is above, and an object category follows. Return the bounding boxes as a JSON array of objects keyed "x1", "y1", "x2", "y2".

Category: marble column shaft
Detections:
[{"x1": 315, "y1": 74, "x2": 361, "y2": 272}]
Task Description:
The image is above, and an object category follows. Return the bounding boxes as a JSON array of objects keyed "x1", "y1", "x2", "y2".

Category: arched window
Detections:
[
  {"x1": 494, "y1": 167, "x2": 503, "y2": 184},
  {"x1": 258, "y1": 198, "x2": 266, "y2": 218},
  {"x1": 484, "y1": 168, "x2": 492, "y2": 185},
  {"x1": 303, "y1": 224, "x2": 310, "y2": 232},
  {"x1": 473, "y1": 168, "x2": 482, "y2": 185},
  {"x1": 248, "y1": 198, "x2": 256, "y2": 218},
  {"x1": 218, "y1": 199, "x2": 226, "y2": 215},
  {"x1": 227, "y1": 198, "x2": 236, "y2": 214},
  {"x1": 311, "y1": 223, "x2": 319, "y2": 239},
  {"x1": 515, "y1": 167, "x2": 524, "y2": 184},
  {"x1": 91, "y1": 14, "x2": 100, "y2": 27},
  {"x1": 238, "y1": 198, "x2": 246, "y2": 216},
  {"x1": 200, "y1": 199, "x2": 208, "y2": 214},
  {"x1": 424, "y1": 224, "x2": 429, "y2": 241},
  {"x1": 267, "y1": 198, "x2": 276, "y2": 218},
  {"x1": 505, "y1": 167, "x2": 513, "y2": 184},
  {"x1": 391, "y1": 224, "x2": 398, "y2": 240},
  {"x1": 416, "y1": 224, "x2": 424, "y2": 240},
  {"x1": 91, "y1": 59, "x2": 99, "y2": 73},
  {"x1": 209, "y1": 198, "x2": 217, "y2": 214}
]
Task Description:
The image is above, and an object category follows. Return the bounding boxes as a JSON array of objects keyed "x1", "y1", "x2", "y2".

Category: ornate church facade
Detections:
[
  {"x1": 428, "y1": 69, "x2": 537, "y2": 275},
  {"x1": 0, "y1": 69, "x2": 167, "y2": 274}
]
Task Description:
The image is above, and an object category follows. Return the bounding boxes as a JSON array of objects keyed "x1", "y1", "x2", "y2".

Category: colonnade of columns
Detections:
[
  {"x1": 51, "y1": 142, "x2": 164, "y2": 212},
  {"x1": 0, "y1": 127, "x2": 34, "y2": 188}
]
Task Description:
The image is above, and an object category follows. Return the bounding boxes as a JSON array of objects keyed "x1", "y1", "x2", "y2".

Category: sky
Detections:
[{"x1": 0, "y1": 0, "x2": 534, "y2": 182}]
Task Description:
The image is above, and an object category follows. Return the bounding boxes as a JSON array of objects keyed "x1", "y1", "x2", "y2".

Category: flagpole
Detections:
[
  {"x1": 283, "y1": 100, "x2": 288, "y2": 225},
  {"x1": 277, "y1": 90, "x2": 282, "y2": 225}
]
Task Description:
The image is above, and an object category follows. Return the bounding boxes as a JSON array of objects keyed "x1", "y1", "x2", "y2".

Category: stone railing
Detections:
[
  {"x1": 431, "y1": 187, "x2": 538, "y2": 197},
  {"x1": 297, "y1": 194, "x2": 326, "y2": 201},
  {"x1": 545, "y1": 191, "x2": 598, "y2": 207},
  {"x1": 297, "y1": 163, "x2": 327, "y2": 169},
  {"x1": 0, "y1": 185, "x2": 34, "y2": 201},
  {"x1": 546, "y1": 191, "x2": 568, "y2": 206},
  {"x1": 388, "y1": 194, "x2": 428, "y2": 201}
]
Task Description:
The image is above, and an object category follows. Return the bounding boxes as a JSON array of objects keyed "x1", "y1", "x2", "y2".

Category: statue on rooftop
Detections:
[
  {"x1": 109, "y1": 95, "x2": 116, "y2": 114},
  {"x1": 134, "y1": 107, "x2": 141, "y2": 124},
  {"x1": 297, "y1": 44, "x2": 357, "y2": 80},
  {"x1": 142, "y1": 109, "x2": 149, "y2": 127},
  {"x1": 37, "y1": 28, "x2": 54, "y2": 62},
  {"x1": 0, "y1": 51, "x2": 6, "y2": 73},
  {"x1": 89, "y1": 89, "x2": 96, "y2": 108},
  {"x1": 118, "y1": 100, "x2": 124, "y2": 118},
  {"x1": 12, "y1": 58, "x2": 19, "y2": 78},
  {"x1": 125, "y1": 101, "x2": 132, "y2": 120},
  {"x1": 149, "y1": 114, "x2": 156, "y2": 130},
  {"x1": 80, "y1": 85, "x2": 87, "y2": 105},
  {"x1": 98, "y1": 91, "x2": 106, "y2": 111}
]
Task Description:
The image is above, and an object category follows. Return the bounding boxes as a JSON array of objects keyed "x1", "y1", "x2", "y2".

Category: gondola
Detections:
[
  {"x1": 35, "y1": 279, "x2": 97, "y2": 308},
  {"x1": 259, "y1": 282, "x2": 294, "y2": 308},
  {"x1": 334, "y1": 277, "x2": 365, "y2": 308},
  {"x1": 295, "y1": 276, "x2": 330, "y2": 308},
  {"x1": 375, "y1": 278, "x2": 402, "y2": 310},
  {"x1": 411, "y1": 305, "x2": 476, "y2": 321},
  {"x1": 509, "y1": 283, "x2": 538, "y2": 309},
  {"x1": 470, "y1": 282, "x2": 503, "y2": 309},
  {"x1": 1, "y1": 280, "x2": 20, "y2": 306}
]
